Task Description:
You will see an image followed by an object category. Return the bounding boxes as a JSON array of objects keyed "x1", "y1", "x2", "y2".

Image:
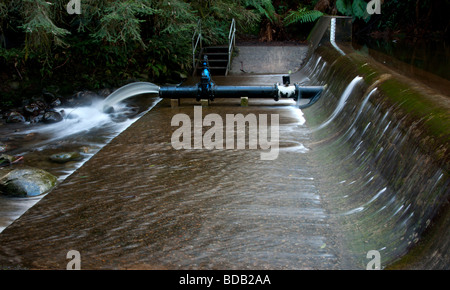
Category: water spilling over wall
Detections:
[
  {"x1": 0, "y1": 16, "x2": 447, "y2": 270},
  {"x1": 300, "y1": 16, "x2": 449, "y2": 269}
]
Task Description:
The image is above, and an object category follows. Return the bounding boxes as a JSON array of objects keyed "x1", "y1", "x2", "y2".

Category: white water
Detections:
[
  {"x1": 23, "y1": 100, "x2": 131, "y2": 144},
  {"x1": 314, "y1": 76, "x2": 363, "y2": 131},
  {"x1": 1, "y1": 82, "x2": 161, "y2": 233},
  {"x1": 20, "y1": 82, "x2": 161, "y2": 143},
  {"x1": 103, "y1": 82, "x2": 160, "y2": 110}
]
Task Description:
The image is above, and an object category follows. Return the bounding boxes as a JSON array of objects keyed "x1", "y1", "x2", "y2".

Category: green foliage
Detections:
[
  {"x1": 20, "y1": 0, "x2": 70, "y2": 56},
  {"x1": 0, "y1": 1, "x2": 7, "y2": 41},
  {"x1": 284, "y1": 7, "x2": 323, "y2": 26},
  {"x1": 0, "y1": 0, "x2": 329, "y2": 98},
  {"x1": 244, "y1": 0, "x2": 276, "y2": 23},
  {"x1": 156, "y1": 0, "x2": 196, "y2": 35},
  {"x1": 336, "y1": 0, "x2": 371, "y2": 22},
  {"x1": 90, "y1": 0, "x2": 156, "y2": 47},
  {"x1": 193, "y1": 0, "x2": 261, "y2": 45}
]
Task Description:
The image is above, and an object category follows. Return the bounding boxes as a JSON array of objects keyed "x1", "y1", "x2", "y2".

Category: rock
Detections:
[
  {"x1": 67, "y1": 90, "x2": 98, "y2": 106},
  {"x1": 29, "y1": 113, "x2": 44, "y2": 123},
  {"x1": 35, "y1": 100, "x2": 47, "y2": 110},
  {"x1": 0, "y1": 167, "x2": 57, "y2": 197},
  {"x1": 50, "y1": 98, "x2": 62, "y2": 107},
  {"x1": 28, "y1": 97, "x2": 48, "y2": 110},
  {"x1": 43, "y1": 111, "x2": 63, "y2": 123},
  {"x1": 49, "y1": 152, "x2": 82, "y2": 163},
  {"x1": 97, "y1": 88, "x2": 112, "y2": 98},
  {"x1": 24, "y1": 103, "x2": 41, "y2": 116},
  {"x1": 0, "y1": 154, "x2": 24, "y2": 167},
  {"x1": 103, "y1": 105, "x2": 115, "y2": 114},
  {"x1": 6, "y1": 112, "x2": 26, "y2": 123}
]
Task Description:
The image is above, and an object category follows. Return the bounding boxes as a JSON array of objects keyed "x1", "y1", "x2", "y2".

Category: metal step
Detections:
[
  {"x1": 203, "y1": 53, "x2": 228, "y2": 60},
  {"x1": 194, "y1": 46, "x2": 230, "y2": 76},
  {"x1": 197, "y1": 66, "x2": 227, "y2": 70},
  {"x1": 203, "y1": 46, "x2": 228, "y2": 52}
]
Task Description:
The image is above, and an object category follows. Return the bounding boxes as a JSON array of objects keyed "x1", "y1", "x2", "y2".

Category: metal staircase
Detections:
[{"x1": 192, "y1": 19, "x2": 236, "y2": 77}]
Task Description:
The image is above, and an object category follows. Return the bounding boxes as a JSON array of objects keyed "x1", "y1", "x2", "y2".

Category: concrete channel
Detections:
[{"x1": 0, "y1": 16, "x2": 448, "y2": 270}]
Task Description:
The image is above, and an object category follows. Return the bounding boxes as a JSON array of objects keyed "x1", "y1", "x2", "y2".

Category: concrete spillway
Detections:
[
  {"x1": 299, "y1": 17, "x2": 449, "y2": 269},
  {"x1": 0, "y1": 17, "x2": 448, "y2": 270}
]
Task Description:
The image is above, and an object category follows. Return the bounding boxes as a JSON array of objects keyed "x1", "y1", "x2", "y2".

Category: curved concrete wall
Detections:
[{"x1": 300, "y1": 16, "x2": 449, "y2": 269}]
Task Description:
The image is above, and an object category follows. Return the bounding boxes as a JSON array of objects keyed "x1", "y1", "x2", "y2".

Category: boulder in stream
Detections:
[
  {"x1": 0, "y1": 154, "x2": 24, "y2": 167},
  {"x1": 6, "y1": 112, "x2": 26, "y2": 123},
  {"x1": 49, "y1": 152, "x2": 82, "y2": 163},
  {"x1": 66, "y1": 90, "x2": 98, "y2": 106},
  {"x1": 23, "y1": 103, "x2": 41, "y2": 116},
  {"x1": 43, "y1": 111, "x2": 63, "y2": 123},
  {"x1": 0, "y1": 167, "x2": 58, "y2": 197}
]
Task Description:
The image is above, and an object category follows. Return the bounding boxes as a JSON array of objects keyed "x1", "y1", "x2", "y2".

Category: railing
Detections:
[
  {"x1": 192, "y1": 19, "x2": 202, "y2": 72},
  {"x1": 227, "y1": 18, "x2": 236, "y2": 75}
]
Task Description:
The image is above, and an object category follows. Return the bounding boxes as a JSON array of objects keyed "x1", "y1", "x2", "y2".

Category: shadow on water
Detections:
[
  {"x1": 353, "y1": 37, "x2": 450, "y2": 97},
  {"x1": 353, "y1": 37, "x2": 450, "y2": 81}
]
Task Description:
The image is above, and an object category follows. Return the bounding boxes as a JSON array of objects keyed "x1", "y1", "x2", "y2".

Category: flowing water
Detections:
[
  {"x1": 0, "y1": 37, "x2": 448, "y2": 269},
  {"x1": 0, "y1": 83, "x2": 161, "y2": 233},
  {"x1": 299, "y1": 48, "x2": 449, "y2": 269},
  {"x1": 1, "y1": 96, "x2": 347, "y2": 269},
  {"x1": 102, "y1": 82, "x2": 160, "y2": 110}
]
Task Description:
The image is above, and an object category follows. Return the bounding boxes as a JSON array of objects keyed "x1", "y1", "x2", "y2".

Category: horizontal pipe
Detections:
[
  {"x1": 213, "y1": 85, "x2": 277, "y2": 98},
  {"x1": 297, "y1": 86, "x2": 324, "y2": 99},
  {"x1": 159, "y1": 84, "x2": 323, "y2": 100},
  {"x1": 159, "y1": 86, "x2": 199, "y2": 99},
  {"x1": 297, "y1": 85, "x2": 324, "y2": 109}
]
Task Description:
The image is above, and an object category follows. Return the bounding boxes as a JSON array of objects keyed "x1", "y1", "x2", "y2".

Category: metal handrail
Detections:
[
  {"x1": 227, "y1": 18, "x2": 236, "y2": 75},
  {"x1": 192, "y1": 19, "x2": 202, "y2": 72}
]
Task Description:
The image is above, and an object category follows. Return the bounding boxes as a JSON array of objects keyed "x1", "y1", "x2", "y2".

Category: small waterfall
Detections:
[
  {"x1": 301, "y1": 49, "x2": 449, "y2": 269},
  {"x1": 102, "y1": 82, "x2": 160, "y2": 111},
  {"x1": 18, "y1": 82, "x2": 161, "y2": 143},
  {"x1": 1, "y1": 82, "x2": 162, "y2": 233},
  {"x1": 314, "y1": 76, "x2": 363, "y2": 131}
]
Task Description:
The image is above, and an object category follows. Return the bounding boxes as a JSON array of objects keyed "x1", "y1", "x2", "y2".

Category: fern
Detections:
[
  {"x1": 244, "y1": 0, "x2": 276, "y2": 23},
  {"x1": 336, "y1": 0, "x2": 371, "y2": 23},
  {"x1": 284, "y1": 7, "x2": 323, "y2": 26},
  {"x1": 20, "y1": 0, "x2": 70, "y2": 56},
  {"x1": 91, "y1": 0, "x2": 157, "y2": 48},
  {"x1": 336, "y1": 0, "x2": 353, "y2": 16}
]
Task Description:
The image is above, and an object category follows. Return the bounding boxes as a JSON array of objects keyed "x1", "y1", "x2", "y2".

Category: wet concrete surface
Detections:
[
  {"x1": 228, "y1": 46, "x2": 308, "y2": 75},
  {"x1": 0, "y1": 96, "x2": 353, "y2": 269}
]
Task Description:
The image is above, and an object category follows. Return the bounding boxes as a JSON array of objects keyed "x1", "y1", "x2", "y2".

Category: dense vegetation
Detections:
[{"x1": 0, "y1": 0, "x2": 448, "y2": 108}]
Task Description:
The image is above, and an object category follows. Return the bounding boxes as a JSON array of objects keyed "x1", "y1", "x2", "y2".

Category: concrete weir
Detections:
[
  {"x1": 0, "y1": 17, "x2": 448, "y2": 270},
  {"x1": 301, "y1": 17, "x2": 449, "y2": 269}
]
